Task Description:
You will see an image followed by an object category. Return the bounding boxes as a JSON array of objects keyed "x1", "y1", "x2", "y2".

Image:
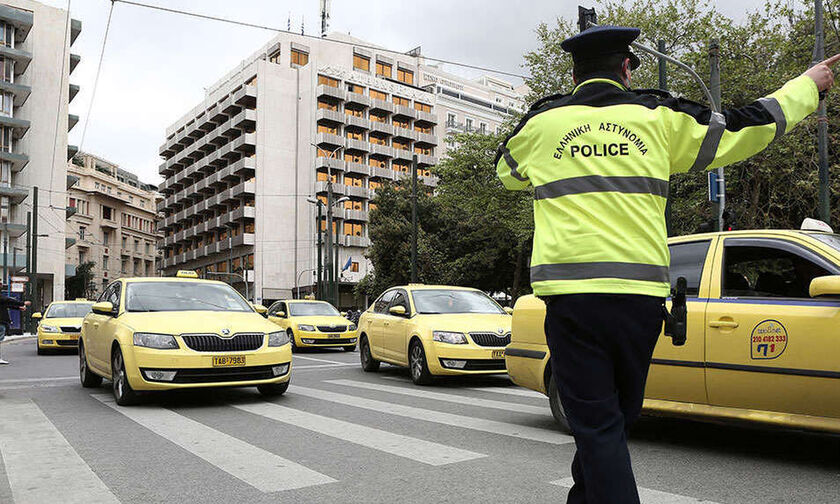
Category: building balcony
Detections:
[
  {"x1": 371, "y1": 167, "x2": 395, "y2": 180},
  {"x1": 345, "y1": 115, "x2": 370, "y2": 130},
  {"x1": 232, "y1": 233, "x2": 255, "y2": 247},
  {"x1": 233, "y1": 85, "x2": 257, "y2": 107},
  {"x1": 0, "y1": 80, "x2": 30, "y2": 107},
  {"x1": 316, "y1": 84, "x2": 345, "y2": 101},
  {"x1": 369, "y1": 122, "x2": 393, "y2": 136},
  {"x1": 316, "y1": 132, "x2": 345, "y2": 148},
  {"x1": 0, "y1": 6, "x2": 33, "y2": 43},
  {"x1": 315, "y1": 181, "x2": 345, "y2": 195},
  {"x1": 345, "y1": 185, "x2": 370, "y2": 199},
  {"x1": 163, "y1": 235, "x2": 174, "y2": 247},
  {"x1": 234, "y1": 133, "x2": 256, "y2": 153},
  {"x1": 315, "y1": 156, "x2": 345, "y2": 172},
  {"x1": 415, "y1": 110, "x2": 438, "y2": 124},
  {"x1": 345, "y1": 138, "x2": 369, "y2": 152},
  {"x1": 232, "y1": 180, "x2": 256, "y2": 198},
  {"x1": 344, "y1": 210, "x2": 369, "y2": 222},
  {"x1": 232, "y1": 108, "x2": 257, "y2": 129},
  {"x1": 70, "y1": 18, "x2": 81, "y2": 45},
  {"x1": 0, "y1": 45, "x2": 31, "y2": 75},
  {"x1": 231, "y1": 205, "x2": 256, "y2": 221},
  {"x1": 67, "y1": 144, "x2": 78, "y2": 161},
  {"x1": 69, "y1": 53, "x2": 80, "y2": 74},
  {"x1": 421, "y1": 175, "x2": 439, "y2": 188},
  {"x1": 370, "y1": 99, "x2": 394, "y2": 113},
  {"x1": 369, "y1": 144, "x2": 393, "y2": 158},
  {"x1": 185, "y1": 249, "x2": 197, "y2": 261},
  {"x1": 416, "y1": 132, "x2": 438, "y2": 146},
  {"x1": 343, "y1": 235, "x2": 370, "y2": 248},
  {"x1": 0, "y1": 115, "x2": 30, "y2": 139},
  {"x1": 345, "y1": 162, "x2": 369, "y2": 177},
  {"x1": 0, "y1": 150, "x2": 28, "y2": 172},
  {"x1": 393, "y1": 127, "x2": 417, "y2": 141},
  {"x1": 346, "y1": 93, "x2": 370, "y2": 108},
  {"x1": 316, "y1": 108, "x2": 343, "y2": 124},
  {"x1": 0, "y1": 184, "x2": 27, "y2": 204},
  {"x1": 393, "y1": 105, "x2": 416, "y2": 120},
  {"x1": 69, "y1": 83, "x2": 79, "y2": 103},
  {"x1": 68, "y1": 114, "x2": 79, "y2": 131},
  {"x1": 393, "y1": 148, "x2": 413, "y2": 162},
  {"x1": 417, "y1": 153, "x2": 438, "y2": 166}
]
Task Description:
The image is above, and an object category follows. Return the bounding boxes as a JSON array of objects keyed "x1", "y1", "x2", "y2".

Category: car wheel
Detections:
[
  {"x1": 408, "y1": 340, "x2": 433, "y2": 386},
  {"x1": 343, "y1": 344, "x2": 357, "y2": 352},
  {"x1": 258, "y1": 381, "x2": 289, "y2": 397},
  {"x1": 79, "y1": 341, "x2": 102, "y2": 388},
  {"x1": 36, "y1": 342, "x2": 46, "y2": 356},
  {"x1": 548, "y1": 374, "x2": 571, "y2": 433},
  {"x1": 288, "y1": 329, "x2": 298, "y2": 353},
  {"x1": 112, "y1": 347, "x2": 139, "y2": 406},
  {"x1": 359, "y1": 335, "x2": 380, "y2": 372}
]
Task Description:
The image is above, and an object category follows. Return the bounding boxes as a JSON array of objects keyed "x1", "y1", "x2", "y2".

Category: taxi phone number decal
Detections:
[{"x1": 750, "y1": 319, "x2": 787, "y2": 360}]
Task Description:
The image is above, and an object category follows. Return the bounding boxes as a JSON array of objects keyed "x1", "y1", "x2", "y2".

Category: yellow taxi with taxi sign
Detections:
[
  {"x1": 79, "y1": 271, "x2": 292, "y2": 405},
  {"x1": 33, "y1": 299, "x2": 93, "y2": 354},
  {"x1": 357, "y1": 284, "x2": 512, "y2": 385},
  {"x1": 506, "y1": 228, "x2": 840, "y2": 434},
  {"x1": 266, "y1": 299, "x2": 357, "y2": 352}
]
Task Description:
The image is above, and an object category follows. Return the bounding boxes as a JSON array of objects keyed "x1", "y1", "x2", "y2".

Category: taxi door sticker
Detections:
[{"x1": 750, "y1": 319, "x2": 788, "y2": 360}]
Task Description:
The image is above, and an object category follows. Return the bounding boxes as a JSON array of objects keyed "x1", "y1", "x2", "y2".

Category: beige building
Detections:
[
  {"x1": 67, "y1": 152, "x2": 159, "y2": 296},
  {"x1": 0, "y1": 1, "x2": 80, "y2": 306},
  {"x1": 158, "y1": 32, "x2": 524, "y2": 307}
]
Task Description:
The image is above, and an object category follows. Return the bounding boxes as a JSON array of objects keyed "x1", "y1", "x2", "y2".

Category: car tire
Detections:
[
  {"x1": 112, "y1": 346, "x2": 140, "y2": 406},
  {"x1": 359, "y1": 335, "x2": 380, "y2": 372},
  {"x1": 79, "y1": 341, "x2": 102, "y2": 388},
  {"x1": 258, "y1": 381, "x2": 289, "y2": 397},
  {"x1": 343, "y1": 344, "x2": 357, "y2": 352},
  {"x1": 408, "y1": 340, "x2": 433, "y2": 386},
  {"x1": 36, "y1": 343, "x2": 46, "y2": 356},
  {"x1": 548, "y1": 374, "x2": 571, "y2": 433},
  {"x1": 288, "y1": 329, "x2": 298, "y2": 353}
]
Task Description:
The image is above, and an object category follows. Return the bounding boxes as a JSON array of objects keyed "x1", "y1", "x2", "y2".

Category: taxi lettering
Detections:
[{"x1": 750, "y1": 320, "x2": 788, "y2": 359}]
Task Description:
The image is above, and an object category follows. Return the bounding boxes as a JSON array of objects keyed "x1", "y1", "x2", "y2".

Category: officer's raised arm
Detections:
[
  {"x1": 495, "y1": 122, "x2": 533, "y2": 190},
  {"x1": 668, "y1": 53, "x2": 840, "y2": 174}
]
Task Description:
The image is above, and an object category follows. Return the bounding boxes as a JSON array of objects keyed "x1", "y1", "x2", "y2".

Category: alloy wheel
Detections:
[
  {"x1": 113, "y1": 352, "x2": 125, "y2": 400},
  {"x1": 410, "y1": 344, "x2": 423, "y2": 380}
]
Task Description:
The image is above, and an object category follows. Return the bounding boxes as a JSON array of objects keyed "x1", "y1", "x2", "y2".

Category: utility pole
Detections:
[
  {"x1": 411, "y1": 154, "x2": 418, "y2": 283},
  {"x1": 325, "y1": 175, "x2": 334, "y2": 306},
  {"x1": 31, "y1": 187, "x2": 38, "y2": 313},
  {"x1": 814, "y1": 0, "x2": 830, "y2": 223},
  {"x1": 24, "y1": 211, "x2": 30, "y2": 333},
  {"x1": 334, "y1": 218, "x2": 339, "y2": 307},
  {"x1": 316, "y1": 202, "x2": 323, "y2": 300},
  {"x1": 709, "y1": 40, "x2": 724, "y2": 231},
  {"x1": 659, "y1": 40, "x2": 672, "y2": 236}
]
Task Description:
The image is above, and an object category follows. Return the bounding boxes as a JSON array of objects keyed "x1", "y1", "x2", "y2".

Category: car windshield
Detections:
[
  {"x1": 411, "y1": 289, "x2": 505, "y2": 314},
  {"x1": 807, "y1": 232, "x2": 840, "y2": 253},
  {"x1": 288, "y1": 302, "x2": 340, "y2": 316},
  {"x1": 125, "y1": 282, "x2": 253, "y2": 312},
  {"x1": 45, "y1": 303, "x2": 93, "y2": 318}
]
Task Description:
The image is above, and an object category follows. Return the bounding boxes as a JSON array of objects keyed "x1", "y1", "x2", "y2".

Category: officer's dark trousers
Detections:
[{"x1": 544, "y1": 294, "x2": 663, "y2": 504}]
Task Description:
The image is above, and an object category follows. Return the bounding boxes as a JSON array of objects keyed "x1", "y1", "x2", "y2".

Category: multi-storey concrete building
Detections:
[
  {"x1": 66, "y1": 152, "x2": 159, "y2": 296},
  {"x1": 0, "y1": 1, "x2": 80, "y2": 307},
  {"x1": 158, "y1": 32, "x2": 524, "y2": 307}
]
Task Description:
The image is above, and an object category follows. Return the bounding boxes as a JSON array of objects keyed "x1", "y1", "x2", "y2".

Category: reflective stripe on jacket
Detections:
[{"x1": 497, "y1": 75, "x2": 819, "y2": 297}]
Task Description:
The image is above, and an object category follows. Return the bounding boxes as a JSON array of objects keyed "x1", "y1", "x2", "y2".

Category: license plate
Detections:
[
  {"x1": 212, "y1": 355, "x2": 246, "y2": 367},
  {"x1": 328, "y1": 333, "x2": 340, "y2": 339},
  {"x1": 491, "y1": 350, "x2": 505, "y2": 359}
]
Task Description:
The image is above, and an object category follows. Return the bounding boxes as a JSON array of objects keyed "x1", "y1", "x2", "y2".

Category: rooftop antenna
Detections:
[
  {"x1": 320, "y1": 0, "x2": 330, "y2": 38},
  {"x1": 287, "y1": 11, "x2": 291, "y2": 31}
]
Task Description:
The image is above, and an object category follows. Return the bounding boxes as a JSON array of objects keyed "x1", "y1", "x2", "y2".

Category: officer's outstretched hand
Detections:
[{"x1": 805, "y1": 53, "x2": 840, "y2": 92}]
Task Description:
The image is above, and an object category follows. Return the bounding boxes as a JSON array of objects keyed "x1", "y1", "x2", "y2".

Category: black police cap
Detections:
[{"x1": 561, "y1": 25, "x2": 641, "y2": 70}]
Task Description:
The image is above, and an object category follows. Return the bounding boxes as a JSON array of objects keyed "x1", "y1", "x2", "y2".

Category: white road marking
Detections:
[
  {"x1": 234, "y1": 402, "x2": 485, "y2": 466},
  {"x1": 293, "y1": 355, "x2": 350, "y2": 365},
  {"x1": 291, "y1": 386, "x2": 573, "y2": 445},
  {"x1": 550, "y1": 478, "x2": 721, "y2": 503},
  {"x1": 381, "y1": 375, "x2": 545, "y2": 399},
  {"x1": 91, "y1": 395, "x2": 336, "y2": 492},
  {"x1": 327, "y1": 379, "x2": 549, "y2": 416},
  {"x1": 294, "y1": 363, "x2": 358, "y2": 370},
  {"x1": 0, "y1": 375, "x2": 77, "y2": 384},
  {"x1": 0, "y1": 400, "x2": 120, "y2": 504}
]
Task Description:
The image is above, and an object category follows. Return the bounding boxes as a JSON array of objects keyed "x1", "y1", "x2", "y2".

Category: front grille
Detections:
[
  {"x1": 463, "y1": 359, "x2": 506, "y2": 371},
  {"x1": 181, "y1": 333, "x2": 264, "y2": 352},
  {"x1": 56, "y1": 340, "x2": 79, "y2": 346},
  {"x1": 317, "y1": 325, "x2": 348, "y2": 333},
  {"x1": 142, "y1": 365, "x2": 278, "y2": 384},
  {"x1": 60, "y1": 326, "x2": 81, "y2": 333},
  {"x1": 469, "y1": 332, "x2": 511, "y2": 347},
  {"x1": 304, "y1": 338, "x2": 356, "y2": 345}
]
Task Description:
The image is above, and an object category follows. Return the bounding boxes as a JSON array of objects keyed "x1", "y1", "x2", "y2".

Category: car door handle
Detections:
[
  {"x1": 93, "y1": 322, "x2": 100, "y2": 329},
  {"x1": 709, "y1": 320, "x2": 739, "y2": 329},
  {"x1": 384, "y1": 322, "x2": 390, "y2": 326}
]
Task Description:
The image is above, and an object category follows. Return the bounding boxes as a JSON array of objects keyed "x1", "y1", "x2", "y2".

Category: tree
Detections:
[{"x1": 66, "y1": 261, "x2": 95, "y2": 300}]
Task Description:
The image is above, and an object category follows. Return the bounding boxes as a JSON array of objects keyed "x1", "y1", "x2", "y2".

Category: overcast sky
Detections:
[{"x1": 44, "y1": 0, "x2": 769, "y2": 186}]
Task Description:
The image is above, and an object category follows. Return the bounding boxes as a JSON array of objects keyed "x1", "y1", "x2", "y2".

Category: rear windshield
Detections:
[
  {"x1": 46, "y1": 303, "x2": 93, "y2": 318},
  {"x1": 125, "y1": 282, "x2": 252, "y2": 312},
  {"x1": 288, "y1": 302, "x2": 340, "y2": 317}
]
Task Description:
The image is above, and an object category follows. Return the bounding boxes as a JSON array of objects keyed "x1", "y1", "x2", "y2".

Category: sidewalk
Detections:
[{"x1": 3, "y1": 333, "x2": 35, "y2": 343}]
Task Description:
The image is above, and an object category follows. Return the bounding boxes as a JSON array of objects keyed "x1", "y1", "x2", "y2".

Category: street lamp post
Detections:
[
  {"x1": 309, "y1": 143, "x2": 343, "y2": 306},
  {"x1": 296, "y1": 268, "x2": 316, "y2": 299},
  {"x1": 205, "y1": 271, "x2": 249, "y2": 301}
]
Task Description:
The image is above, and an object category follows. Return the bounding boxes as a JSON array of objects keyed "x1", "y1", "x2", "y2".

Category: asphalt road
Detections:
[{"x1": 1, "y1": 337, "x2": 839, "y2": 504}]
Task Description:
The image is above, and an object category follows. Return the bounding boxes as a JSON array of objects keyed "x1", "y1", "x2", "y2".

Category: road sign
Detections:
[
  {"x1": 11, "y1": 276, "x2": 27, "y2": 283},
  {"x1": 11, "y1": 283, "x2": 24, "y2": 293},
  {"x1": 708, "y1": 171, "x2": 722, "y2": 203}
]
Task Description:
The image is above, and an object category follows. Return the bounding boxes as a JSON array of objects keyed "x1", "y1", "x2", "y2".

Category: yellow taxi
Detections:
[
  {"x1": 357, "y1": 284, "x2": 513, "y2": 385},
  {"x1": 79, "y1": 272, "x2": 292, "y2": 405},
  {"x1": 266, "y1": 299, "x2": 357, "y2": 352},
  {"x1": 506, "y1": 229, "x2": 840, "y2": 434},
  {"x1": 33, "y1": 299, "x2": 93, "y2": 354}
]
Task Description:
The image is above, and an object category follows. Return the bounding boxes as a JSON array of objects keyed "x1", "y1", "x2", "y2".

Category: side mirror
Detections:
[
  {"x1": 276, "y1": 311, "x2": 286, "y2": 318},
  {"x1": 810, "y1": 275, "x2": 840, "y2": 297},
  {"x1": 91, "y1": 301, "x2": 115, "y2": 316},
  {"x1": 389, "y1": 305, "x2": 407, "y2": 316},
  {"x1": 503, "y1": 307, "x2": 514, "y2": 315},
  {"x1": 31, "y1": 312, "x2": 42, "y2": 320},
  {"x1": 252, "y1": 304, "x2": 268, "y2": 315}
]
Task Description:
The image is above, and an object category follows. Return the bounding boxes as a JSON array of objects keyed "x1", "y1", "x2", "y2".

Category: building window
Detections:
[
  {"x1": 103, "y1": 230, "x2": 110, "y2": 245},
  {"x1": 397, "y1": 68, "x2": 414, "y2": 85},
  {"x1": 393, "y1": 139, "x2": 410, "y2": 151},
  {"x1": 344, "y1": 175, "x2": 363, "y2": 187},
  {"x1": 392, "y1": 96, "x2": 410, "y2": 107},
  {"x1": 446, "y1": 113, "x2": 456, "y2": 126},
  {"x1": 268, "y1": 48, "x2": 282, "y2": 64},
  {"x1": 375, "y1": 61, "x2": 391, "y2": 78},
  {"x1": 344, "y1": 152, "x2": 363, "y2": 164},
  {"x1": 346, "y1": 130, "x2": 363, "y2": 140},
  {"x1": 317, "y1": 124, "x2": 337, "y2": 134},
  {"x1": 370, "y1": 89, "x2": 387, "y2": 101},
  {"x1": 369, "y1": 112, "x2": 386, "y2": 123},
  {"x1": 102, "y1": 205, "x2": 113, "y2": 220},
  {"x1": 103, "y1": 256, "x2": 108, "y2": 269},
  {"x1": 350, "y1": 261, "x2": 360, "y2": 273},
  {"x1": 414, "y1": 124, "x2": 432, "y2": 134},
  {"x1": 353, "y1": 54, "x2": 370, "y2": 72},
  {"x1": 79, "y1": 226, "x2": 86, "y2": 240},
  {"x1": 318, "y1": 75, "x2": 340, "y2": 88},
  {"x1": 317, "y1": 171, "x2": 337, "y2": 183},
  {"x1": 317, "y1": 100, "x2": 338, "y2": 111},
  {"x1": 347, "y1": 83, "x2": 364, "y2": 95},
  {"x1": 393, "y1": 118, "x2": 409, "y2": 129},
  {"x1": 343, "y1": 222, "x2": 363, "y2": 236},
  {"x1": 290, "y1": 48, "x2": 309, "y2": 66},
  {"x1": 414, "y1": 102, "x2": 432, "y2": 113},
  {"x1": 465, "y1": 118, "x2": 474, "y2": 132},
  {"x1": 345, "y1": 107, "x2": 364, "y2": 118},
  {"x1": 479, "y1": 122, "x2": 487, "y2": 134}
]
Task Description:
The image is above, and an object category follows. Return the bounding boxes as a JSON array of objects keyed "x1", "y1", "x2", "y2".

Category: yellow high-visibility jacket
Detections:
[{"x1": 497, "y1": 75, "x2": 819, "y2": 297}]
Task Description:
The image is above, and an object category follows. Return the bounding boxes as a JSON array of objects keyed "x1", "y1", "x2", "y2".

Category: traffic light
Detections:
[{"x1": 722, "y1": 210, "x2": 736, "y2": 231}]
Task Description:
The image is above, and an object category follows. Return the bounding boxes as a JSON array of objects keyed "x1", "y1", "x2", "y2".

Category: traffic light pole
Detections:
[
  {"x1": 316, "y1": 202, "x2": 323, "y2": 300},
  {"x1": 659, "y1": 40, "x2": 673, "y2": 236},
  {"x1": 814, "y1": 0, "x2": 830, "y2": 223},
  {"x1": 709, "y1": 39, "x2": 725, "y2": 231},
  {"x1": 411, "y1": 154, "x2": 418, "y2": 283}
]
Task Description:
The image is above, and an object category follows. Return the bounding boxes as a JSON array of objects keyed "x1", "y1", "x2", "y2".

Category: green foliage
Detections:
[{"x1": 65, "y1": 261, "x2": 96, "y2": 300}]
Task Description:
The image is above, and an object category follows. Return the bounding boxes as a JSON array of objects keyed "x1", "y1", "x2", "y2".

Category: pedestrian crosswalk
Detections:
[
  {"x1": 551, "y1": 478, "x2": 722, "y2": 504},
  {"x1": 0, "y1": 376, "x2": 713, "y2": 504}
]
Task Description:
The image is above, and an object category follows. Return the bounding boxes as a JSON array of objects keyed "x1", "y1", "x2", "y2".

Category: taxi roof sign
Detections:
[{"x1": 175, "y1": 270, "x2": 199, "y2": 278}]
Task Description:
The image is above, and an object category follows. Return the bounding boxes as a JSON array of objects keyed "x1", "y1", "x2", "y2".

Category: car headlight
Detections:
[
  {"x1": 298, "y1": 324, "x2": 316, "y2": 332},
  {"x1": 268, "y1": 331, "x2": 290, "y2": 347},
  {"x1": 349, "y1": 323, "x2": 357, "y2": 331},
  {"x1": 133, "y1": 332, "x2": 179, "y2": 349},
  {"x1": 433, "y1": 331, "x2": 467, "y2": 344},
  {"x1": 40, "y1": 325, "x2": 59, "y2": 333}
]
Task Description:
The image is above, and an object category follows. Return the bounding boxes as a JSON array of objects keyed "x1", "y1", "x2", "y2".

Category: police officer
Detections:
[{"x1": 496, "y1": 25, "x2": 840, "y2": 504}]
